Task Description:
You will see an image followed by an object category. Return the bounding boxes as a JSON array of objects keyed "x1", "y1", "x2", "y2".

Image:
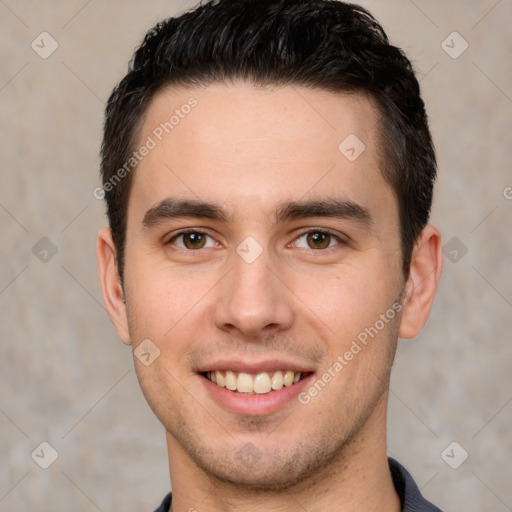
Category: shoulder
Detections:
[
  {"x1": 153, "y1": 461, "x2": 443, "y2": 512},
  {"x1": 389, "y1": 458, "x2": 444, "y2": 511},
  {"x1": 153, "y1": 492, "x2": 172, "y2": 512}
]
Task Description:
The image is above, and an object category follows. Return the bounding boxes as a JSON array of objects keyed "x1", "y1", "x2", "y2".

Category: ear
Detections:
[
  {"x1": 399, "y1": 225, "x2": 443, "y2": 339},
  {"x1": 96, "y1": 227, "x2": 131, "y2": 345}
]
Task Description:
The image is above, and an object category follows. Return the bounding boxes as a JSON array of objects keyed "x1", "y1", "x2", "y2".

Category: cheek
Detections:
[
  {"x1": 134, "y1": 360, "x2": 188, "y2": 431},
  {"x1": 295, "y1": 266, "x2": 398, "y2": 336},
  {"x1": 124, "y1": 257, "x2": 215, "y2": 338}
]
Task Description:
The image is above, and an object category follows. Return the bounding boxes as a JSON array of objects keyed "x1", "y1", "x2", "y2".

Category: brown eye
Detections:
[
  {"x1": 292, "y1": 230, "x2": 342, "y2": 251},
  {"x1": 182, "y1": 232, "x2": 206, "y2": 249},
  {"x1": 170, "y1": 231, "x2": 215, "y2": 250},
  {"x1": 306, "y1": 232, "x2": 332, "y2": 249}
]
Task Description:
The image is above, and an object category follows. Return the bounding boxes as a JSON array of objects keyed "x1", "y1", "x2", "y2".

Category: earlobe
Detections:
[
  {"x1": 96, "y1": 227, "x2": 131, "y2": 345},
  {"x1": 398, "y1": 225, "x2": 443, "y2": 340}
]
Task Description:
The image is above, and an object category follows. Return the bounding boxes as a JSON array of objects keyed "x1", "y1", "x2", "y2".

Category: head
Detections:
[
  {"x1": 101, "y1": 0, "x2": 436, "y2": 284},
  {"x1": 97, "y1": 0, "x2": 442, "y2": 495}
]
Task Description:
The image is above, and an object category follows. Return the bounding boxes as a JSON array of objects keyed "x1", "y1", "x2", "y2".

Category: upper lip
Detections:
[{"x1": 196, "y1": 358, "x2": 315, "y2": 374}]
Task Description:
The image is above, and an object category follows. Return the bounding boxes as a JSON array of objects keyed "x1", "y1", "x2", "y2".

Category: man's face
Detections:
[{"x1": 120, "y1": 84, "x2": 405, "y2": 488}]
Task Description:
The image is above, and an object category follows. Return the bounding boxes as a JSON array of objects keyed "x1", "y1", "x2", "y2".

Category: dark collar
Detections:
[
  {"x1": 154, "y1": 458, "x2": 443, "y2": 511},
  {"x1": 388, "y1": 457, "x2": 443, "y2": 511}
]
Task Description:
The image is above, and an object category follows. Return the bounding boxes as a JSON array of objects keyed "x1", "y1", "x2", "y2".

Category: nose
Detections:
[{"x1": 213, "y1": 248, "x2": 294, "y2": 338}]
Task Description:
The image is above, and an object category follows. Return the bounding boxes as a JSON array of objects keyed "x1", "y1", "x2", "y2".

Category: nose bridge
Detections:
[{"x1": 213, "y1": 244, "x2": 294, "y2": 336}]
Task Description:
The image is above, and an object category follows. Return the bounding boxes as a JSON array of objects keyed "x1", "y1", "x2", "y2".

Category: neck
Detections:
[{"x1": 167, "y1": 395, "x2": 400, "y2": 512}]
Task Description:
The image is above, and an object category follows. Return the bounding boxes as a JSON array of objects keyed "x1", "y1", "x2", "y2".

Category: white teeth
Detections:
[
  {"x1": 271, "y1": 371, "x2": 284, "y2": 390},
  {"x1": 205, "y1": 370, "x2": 306, "y2": 393},
  {"x1": 237, "y1": 372, "x2": 254, "y2": 393},
  {"x1": 283, "y1": 371, "x2": 294, "y2": 387},
  {"x1": 225, "y1": 370, "x2": 237, "y2": 390},
  {"x1": 215, "y1": 370, "x2": 225, "y2": 387},
  {"x1": 253, "y1": 372, "x2": 272, "y2": 394}
]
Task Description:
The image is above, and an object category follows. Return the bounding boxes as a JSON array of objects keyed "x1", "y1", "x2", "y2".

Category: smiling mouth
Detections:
[{"x1": 202, "y1": 370, "x2": 311, "y2": 394}]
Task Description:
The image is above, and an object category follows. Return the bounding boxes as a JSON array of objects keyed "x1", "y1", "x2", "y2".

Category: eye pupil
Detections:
[
  {"x1": 184, "y1": 232, "x2": 205, "y2": 249},
  {"x1": 307, "y1": 232, "x2": 330, "y2": 249}
]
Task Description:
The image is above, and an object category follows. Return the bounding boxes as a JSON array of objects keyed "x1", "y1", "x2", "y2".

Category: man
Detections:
[{"x1": 96, "y1": 0, "x2": 443, "y2": 510}]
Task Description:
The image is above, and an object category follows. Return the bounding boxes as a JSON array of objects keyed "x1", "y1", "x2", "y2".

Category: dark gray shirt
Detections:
[{"x1": 153, "y1": 457, "x2": 443, "y2": 511}]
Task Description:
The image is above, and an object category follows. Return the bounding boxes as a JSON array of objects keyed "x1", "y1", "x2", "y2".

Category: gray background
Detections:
[{"x1": 1, "y1": 0, "x2": 511, "y2": 510}]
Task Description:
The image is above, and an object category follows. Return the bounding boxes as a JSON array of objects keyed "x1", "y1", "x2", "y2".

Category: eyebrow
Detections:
[
  {"x1": 143, "y1": 198, "x2": 229, "y2": 227},
  {"x1": 275, "y1": 198, "x2": 372, "y2": 227},
  {"x1": 142, "y1": 197, "x2": 373, "y2": 229}
]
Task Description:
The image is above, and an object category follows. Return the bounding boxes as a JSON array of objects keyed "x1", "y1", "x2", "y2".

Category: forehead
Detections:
[
  {"x1": 139, "y1": 82, "x2": 379, "y2": 163},
  {"x1": 129, "y1": 82, "x2": 395, "y2": 229}
]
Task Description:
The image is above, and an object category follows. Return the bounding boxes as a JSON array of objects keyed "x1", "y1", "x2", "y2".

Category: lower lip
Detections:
[{"x1": 200, "y1": 373, "x2": 314, "y2": 416}]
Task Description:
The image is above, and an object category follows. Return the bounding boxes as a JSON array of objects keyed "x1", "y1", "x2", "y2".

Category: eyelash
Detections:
[
  {"x1": 166, "y1": 228, "x2": 345, "y2": 252},
  {"x1": 292, "y1": 229, "x2": 345, "y2": 251}
]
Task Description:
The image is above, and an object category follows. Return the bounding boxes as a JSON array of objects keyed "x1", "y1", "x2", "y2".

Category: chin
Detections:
[
  {"x1": 203, "y1": 456, "x2": 310, "y2": 491},
  {"x1": 185, "y1": 435, "x2": 345, "y2": 493}
]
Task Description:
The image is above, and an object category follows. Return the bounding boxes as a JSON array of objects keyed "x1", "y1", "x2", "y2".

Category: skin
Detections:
[{"x1": 97, "y1": 83, "x2": 442, "y2": 512}]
